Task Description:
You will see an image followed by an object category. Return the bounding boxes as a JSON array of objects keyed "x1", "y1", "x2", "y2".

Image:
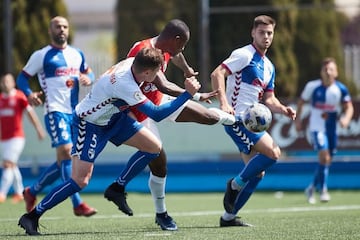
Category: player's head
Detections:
[
  {"x1": 49, "y1": 16, "x2": 69, "y2": 48},
  {"x1": 132, "y1": 47, "x2": 164, "y2": 83},
  {"x1": 320, "y1": 57, "x2": 338, "y2": 86},
  {"x1": 0, "y1": 73, "x2": 16, "y2": 93},
  {"x1": 157, "y1": 19, "x2": 190, "y2": 56},
  {"x1": 251, "y1": 15, "x2": 276, "y2": 53}
]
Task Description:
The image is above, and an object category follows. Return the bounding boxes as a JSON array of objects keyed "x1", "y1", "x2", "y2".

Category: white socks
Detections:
[
  {"x1": 0, "y1": 168, "x2": 14, "y2": 196},
  {"x1": 12, "y1": 166, "x2": 24, "y2": 194},
  {"x1": 208, "y1": 108, "x2": 236, "y2": 125},
  {"x1": 148, "y1": 173, "x2": 166, "y2": 214}
]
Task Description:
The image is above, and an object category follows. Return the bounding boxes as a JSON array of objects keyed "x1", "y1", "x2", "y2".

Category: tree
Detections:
[
  {"x1": 0, "y1": 0, "x2": 68, "y2": 80},
  {"x1": 293, "y1": 0, "x2": 356, "y2": 96}
]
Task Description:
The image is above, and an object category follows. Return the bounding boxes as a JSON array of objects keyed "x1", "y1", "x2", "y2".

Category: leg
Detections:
[
  {"x1": 148, "y1": 149, "x2": 177, "y2": 230},
  {"x1": 104, "y1": 126, "x2": 162, "y2": 216},
  {"x1": 221, "y1": 129, "x2": 279, "y2": 227},
  {"x1": 18, "y1": 156, "x2": 94, "y2": 235},
  {"x1": 148, "y1": 149, "x2": 167, "y2": 213},
  {"x1": 175, "y1": 100, "x2": 235, "y2": 125},
  {"x1": 12, "y1": 165, "x2": 25, "y2": 203},
  {"x1": 0, "y1": 161, "x2": 15, "y2": 202}
]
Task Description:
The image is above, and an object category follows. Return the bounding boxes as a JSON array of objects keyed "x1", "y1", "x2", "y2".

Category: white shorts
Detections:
[
  {"x1": 141, "y1": 94, "x2": 188, "y2": 141},
  {"x1": 0, "y1": 137, "x2": 25, "y2": 163}
]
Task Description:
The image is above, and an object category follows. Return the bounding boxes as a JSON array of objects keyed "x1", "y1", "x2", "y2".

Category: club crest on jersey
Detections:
[
  {"x1": 134, "y1": 91, "x2": 143, "y2": 101},
  {"x1": 142, "y1": 83, "x2": 157, "y2": 93},
  {"x1": 65, "y1": 79, "x2": 74, "y2": 88}
]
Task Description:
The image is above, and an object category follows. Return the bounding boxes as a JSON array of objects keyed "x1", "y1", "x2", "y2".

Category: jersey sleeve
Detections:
[
  {"x1": 22, "y1": 50, "x2": 44, "y2": 76},
  {"x1": 222, "y1": 48, "x2": 252, "y2": 75},
  {"x1": 337, "y1": 81, "x2": 352, "y2": 103},
  {"x1": 300, "y1": 80, "x2": 320, "y2": 102},
  {"x1": 17, "y1": 90, "x2": 30, "y2": 110},
  {"x1": 127, "y1": 41, "x2": 143, "y2": 58}
]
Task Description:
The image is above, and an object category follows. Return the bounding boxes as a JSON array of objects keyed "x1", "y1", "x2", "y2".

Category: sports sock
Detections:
[
  {"x1": 148, "y1": 173, "x2": 166, "y2": 213},
  {"x1": 116, "y1": 151, "x2": 160, "y2": 186},
  {"x1": 208, "y1": 108, "x2": 236, "y2": 125},
  {"x1": 239, "y1": 154, "x2": 276, "y2": 182},
  {"x1": 0, "y1": 167, "x2": 14, "y2": 196},
  {"x1": 312, "y1": 164, "x2": 325, "y2": 190},
  {"x1": 319, "y1": 164, "x2": 329, "y2": 191},
  {"x1": 60, "y1": 159, "x2": 82, "y2": 208},
  {"x1": 222, "y1": 212, "x2": 236, "y2": 221},
  {"x1": 232, "y1": 176, "x2": 262, "y2": 214},
  {"x1": 12, "y1": 166, "x2": 24, "y2": 194},
  {"x1": 31, "y1": 162, "x2": 60, "y2": 195},
  {"x1": 35, "y1": 178, "x2": 81, "y2": 216}
]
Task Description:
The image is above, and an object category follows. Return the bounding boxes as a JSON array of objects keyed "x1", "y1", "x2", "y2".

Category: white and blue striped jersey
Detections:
[
  {"x1": 75, "y1": 58, "x2": 148, "y2": 126},
  {"x1": 19, "y1": 45, "x2": 90, "y2": 114},
  {"x1": 221, "y1": 44, "x2": 275, "y2": 116},
  {"x1": 300, "y1": 79, "x2": 351, "y2": 132}
]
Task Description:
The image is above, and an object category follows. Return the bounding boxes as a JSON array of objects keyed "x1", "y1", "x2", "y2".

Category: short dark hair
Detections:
[
  {"x1": 253, "y1": 15, "x2": 276, "y2": 29},
  {"x1": 321, "y1": 57, "x2": 337, "y2": 68},
  {"x1": 133, "y1": 48, "x2": 164, "y2": 73},
  {"x1": 159, "y1": 19, "x2": 190, "y2": 41}
]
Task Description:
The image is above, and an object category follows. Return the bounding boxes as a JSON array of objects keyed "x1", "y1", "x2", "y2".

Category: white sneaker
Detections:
[
  {"x1": 320, "y1": 191, "x2": 331, "y2": 202},
  {"x1": 305, "y1": 186, "x2": 316, "y2": 204}
]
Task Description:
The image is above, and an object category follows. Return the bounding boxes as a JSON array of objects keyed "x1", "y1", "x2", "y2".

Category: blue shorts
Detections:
[
  {"x1": 71, "y1": 112, "x2": 143, "y2": 163},
  {"x1": 44, "y1": 112, "x2": 73, "y2": 148},
  {"x1": 224, "y1": 122, "x2": 265, "y2": 155},
  {"x1": 310, "y1": 131, "x2": 337, "y2": 156}
]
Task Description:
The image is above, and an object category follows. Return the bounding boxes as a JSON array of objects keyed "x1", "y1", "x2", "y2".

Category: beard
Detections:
[{"x1": 52, "y1": 34, "x2": 67, "y2": 45}]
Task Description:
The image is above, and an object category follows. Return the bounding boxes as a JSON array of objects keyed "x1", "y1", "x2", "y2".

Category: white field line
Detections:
[{"x1": 3, "y1": 205, "x2": 360, "y2": 222}]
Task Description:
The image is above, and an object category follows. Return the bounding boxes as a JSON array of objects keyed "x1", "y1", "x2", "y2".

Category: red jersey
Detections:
[
  {"x1": 127, "y1": 38, "x2": 172, "y2": 122},
  {"x1": 0, "y1": 89, "x2": 29, "y2": 140}
]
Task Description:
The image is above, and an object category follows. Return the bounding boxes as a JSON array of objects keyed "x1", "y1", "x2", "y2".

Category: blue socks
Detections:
[
  {"x1": 232, "y1": 176, "x2": 262, "y2": 214},
  {"x1": 232, "y1": 154, "x2": 276, "y2": 214},
  {"x1": 313, "y1": 164, "x2": 329, "y2": 191},
  {"x1": 36, "y1": 178, "x2": 81, "y2": 216},
  {"x1": 116, "y1": 151, "x2": 160, "y2": 186},
  {"x1": 235, "y1": 154, "x2": 276, "y2": 183},
  {"x1": 61, "y1": 160, "x2": 82, "y2": 208},
  {"x1": 30, "y1": 162, "x2": 60, "y2": 195}
]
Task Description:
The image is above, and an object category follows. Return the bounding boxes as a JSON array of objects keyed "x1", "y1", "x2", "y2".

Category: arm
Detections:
[
  {"x1": 79, "y1": 68, "x2": 95, "y2": 86},
  {"x1": 295, "y1": 98, "x2": 306, "y2": 132},
  {"x1": 210, "y1": 64, "x2": 233, "y2": 114},
  {"x1": 25, "y1": 106, "x2": 46, "y2": 140},
  {"x1": 339, "y1": 101, "x2": 354, "y2": 128},
  {"x1": 263, "y1": 91, "x2": 296, "y2": 120},
  {"x1": 171, "y1": 53, "x2": 198, "y2": 78},
  {"x1": 16, "y1": 72, "x2": 43, "y2": 106},
  {"x1": 136, "y1": 77, "x2": 200, "y2": 122},
  {"x1": 154, "y1": 71, "x2": 217, "y2": 103}
]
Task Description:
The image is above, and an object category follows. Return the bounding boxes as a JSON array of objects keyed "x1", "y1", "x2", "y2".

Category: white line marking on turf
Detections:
[{"x1": 3, "y1": 205, "x2": 360, "y2": 222}]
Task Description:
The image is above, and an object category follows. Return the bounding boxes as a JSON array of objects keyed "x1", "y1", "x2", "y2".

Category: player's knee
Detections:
[
  {"x1": 72, "y1": 177, "x2": 89, "y2": 189},
  {"x1": 148, "y1": 149, "x2": 167, "y2": 177},
  {"x1": 267, "y1": 146, "x2": 281, "y2": 160}
]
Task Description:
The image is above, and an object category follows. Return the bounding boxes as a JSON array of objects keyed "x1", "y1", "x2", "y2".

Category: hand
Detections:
[
  {"x1": 199, "y1": 89, "x2": 219, "y2": 104},
  {"x1": 285, "y1": 106, "x2": 296, "y2": 121},
  {"x1": 184, "y1": 67, "x2": 199, "y2": 78},
  {"x1": 28, "y1": 92, "x2": 43, "y2": 106},
  {"x1": 184, "y1": 76, "x2": 201, "y2": 96},
  {"x1": 339, "y1": 116, "x2": 350, "y2": 128},
  {"x1": 79, "y1": 73, "x2": 92, "y2": 86}
]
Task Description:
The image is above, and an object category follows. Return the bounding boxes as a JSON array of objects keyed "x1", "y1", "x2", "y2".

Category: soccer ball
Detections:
[{"x1": 243, "y1": 103, "x2": 272, "y2": 132}]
